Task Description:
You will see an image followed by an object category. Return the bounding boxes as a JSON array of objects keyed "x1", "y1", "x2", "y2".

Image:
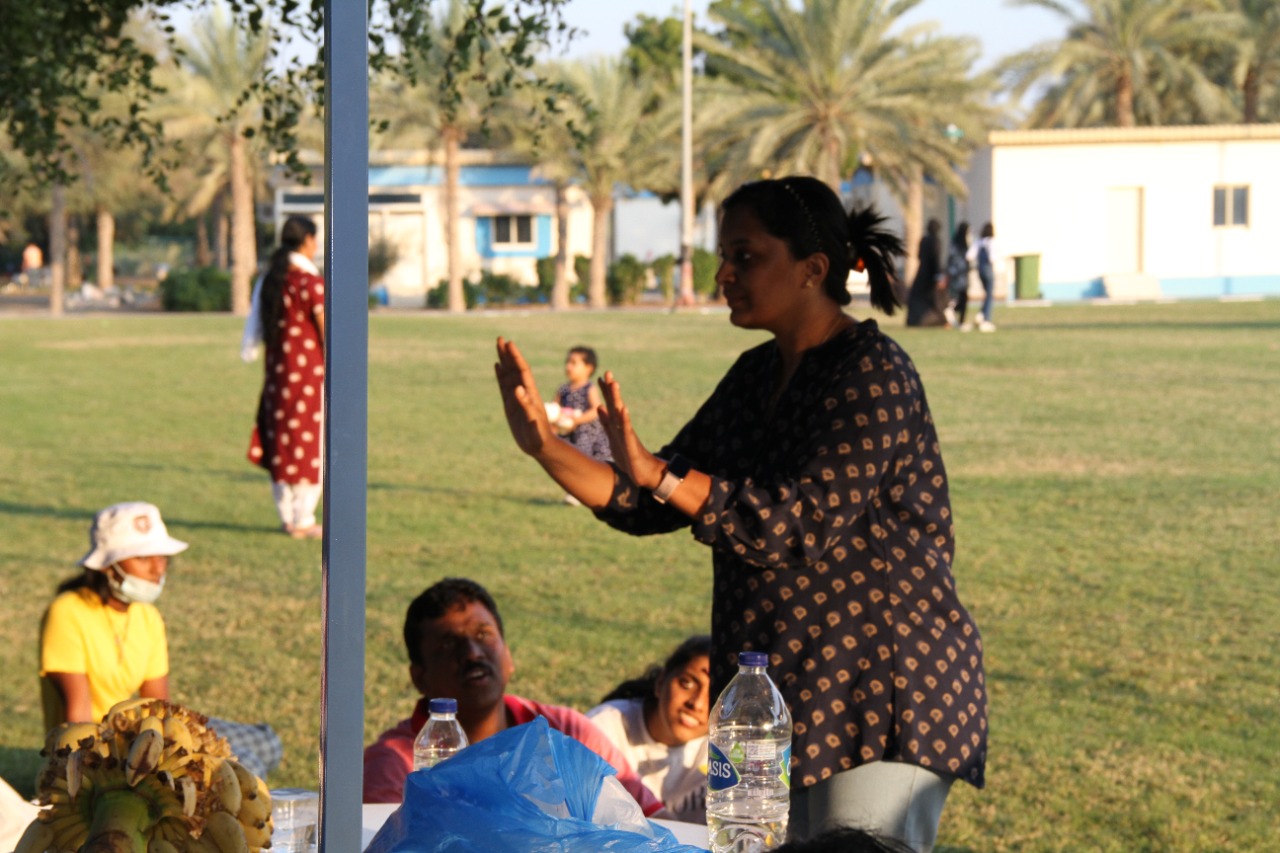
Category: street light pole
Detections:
[{"x1": 677, "y1": 0, "x2": 695, "y2": 306}]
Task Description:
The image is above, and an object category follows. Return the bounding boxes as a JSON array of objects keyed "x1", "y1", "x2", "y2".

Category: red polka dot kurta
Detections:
[{"x1": 247, "y1": 264, "x2": 324, "y2": 484}]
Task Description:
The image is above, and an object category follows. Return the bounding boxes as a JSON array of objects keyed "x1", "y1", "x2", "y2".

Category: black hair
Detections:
[
  {"x1": 56, "y1": 569, "x2": 112, "y2": 605},
  {"x1": 772, "y1": 827, "x2": 914, "y2": 853},
  {"x1": 721, "y1": 175, "x2": 904, "y2": 315},
  {"x1": 567, "y1": 346, "x2": 598, "y2": 374},
  {"x1": 261, "y1": 216, "x2": 318, "y2": 351},
  {"x1": 951, "y1": 221, "x2": 970, "y2": 249},
  {"x1": 926, "y1": 218, "x2": 941, "y2": 236},
  {"x1": 403, "y1": 577, "x2": 504, "y2": 667},
  {"x1": 980, "y1": 221, "x2": 994, "y2": 239},
  {"x1": 599, "y1": 635, "x2": 713, "y2": 705}
]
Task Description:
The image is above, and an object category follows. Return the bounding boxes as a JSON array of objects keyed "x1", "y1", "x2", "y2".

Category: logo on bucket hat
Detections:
[{"x1": 78, "y1": 502, "x2": 188, "y2": 570}]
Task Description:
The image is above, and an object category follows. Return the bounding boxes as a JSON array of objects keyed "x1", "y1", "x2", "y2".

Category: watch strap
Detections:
[{"x1": 652, "y1": 454, "x2": 692, "y2": 504}]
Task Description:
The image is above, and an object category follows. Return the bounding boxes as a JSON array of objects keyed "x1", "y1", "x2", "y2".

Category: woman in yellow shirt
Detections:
[{"x1": 40, "y1": 502, "x2": 187, "y2": 727}]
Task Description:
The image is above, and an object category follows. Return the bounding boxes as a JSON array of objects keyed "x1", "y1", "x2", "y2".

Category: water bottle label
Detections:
[
  {"x1": 707, "y1": 743, "x2": 741, "y2": 792},
  {"x1": 743, "y1": 741, "x2": 775, "y2": 762},
  {"x1": 780, "y1": 743, "x2": 791, "y2": 788}
]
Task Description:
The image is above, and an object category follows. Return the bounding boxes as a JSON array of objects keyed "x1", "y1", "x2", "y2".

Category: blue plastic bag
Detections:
[{"x1": 365, "y1": 717, "x2": 707, "y2": 853}]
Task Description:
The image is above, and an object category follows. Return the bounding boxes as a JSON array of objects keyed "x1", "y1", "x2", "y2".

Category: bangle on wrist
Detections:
[{"x1": 651, "y1": 454, "x2": 692, "y2": 504}]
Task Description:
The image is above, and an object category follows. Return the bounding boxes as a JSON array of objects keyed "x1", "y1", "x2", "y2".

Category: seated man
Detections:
[{"x1": 363, "y1": 577, "x2": 662, "y2": 815}]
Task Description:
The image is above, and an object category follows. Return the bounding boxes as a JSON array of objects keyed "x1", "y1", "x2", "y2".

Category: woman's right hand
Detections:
[{"x1": 495, "y1": 337, "x2": 556, "y2": 457}]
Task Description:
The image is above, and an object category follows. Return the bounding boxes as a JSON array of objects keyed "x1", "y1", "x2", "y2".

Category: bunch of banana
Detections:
[{"x1": 15, "y1": 698, "x2": 273, "y2": 853}]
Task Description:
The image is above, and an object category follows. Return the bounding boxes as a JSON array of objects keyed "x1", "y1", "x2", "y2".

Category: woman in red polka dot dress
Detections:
[
  {"x1": 247, "y1": 216, "x2": 325, "y2": 539},
  {"x1": 497, "y1": 177, "x2": 986, "y2": 853}
]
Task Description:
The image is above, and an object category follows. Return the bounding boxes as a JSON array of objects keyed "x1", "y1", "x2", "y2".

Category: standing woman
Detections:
[
  {"x1": 247, "y1": 215, "x2": 325, "y2": 538},
  {"x1": 942, "y1": 222, "x2": 970, "y2": 329},
  {"x1": 972, "y1": 223, "x2": 997, "y2": 333},
  {"x1": 905, "y1": 218, "x2": 946, "y2": 327},
  {"x1": 496, "y1": 176, "x2": 986, "y2": 852}
]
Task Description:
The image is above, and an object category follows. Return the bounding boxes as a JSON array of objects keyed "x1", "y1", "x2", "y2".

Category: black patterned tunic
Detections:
[{"x1": 596, "y1": 320, "x2": 987, "y2": 789}]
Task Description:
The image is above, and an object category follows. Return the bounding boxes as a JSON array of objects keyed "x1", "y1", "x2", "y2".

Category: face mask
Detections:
[{"x1": 108, "y1": 567, "x2": 165, "y2": 605}]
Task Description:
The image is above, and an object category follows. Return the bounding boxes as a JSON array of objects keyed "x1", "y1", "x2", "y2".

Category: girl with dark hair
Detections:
[
  {"x1": 942, "y1": 222, "x2": 971, "y2": 328},
  {"x1": 906, "y1": 219, "x2": 947, "y2": 327},
  {"x1": 971, "y1": 222, "x2": 997, "y2": 332},
  {"x1": 246, "y1": 215, "x2": 326, "y2": 538},
  {"x1": 496, "y1": 175, "x2": 986, "y2": 852},
  {"x1": 587, "y1": 636, "x2": 713, "y2": 823}
]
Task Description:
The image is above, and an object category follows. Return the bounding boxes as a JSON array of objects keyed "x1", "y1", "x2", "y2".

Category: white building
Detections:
[
  {"x1": 962, "y1": 124, "x2": 1280, "y2": 300},
  {"x1": 273, "y1": 150, "x2": 595, "y2": 307}
]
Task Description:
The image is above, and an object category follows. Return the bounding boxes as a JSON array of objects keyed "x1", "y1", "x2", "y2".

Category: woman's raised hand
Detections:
[
  {"x1": 495, "y1": 337, "x2": 556, "y2": 457},
  {"x1": 598, "y1": 370, "x2": 664, "y2": 491}
]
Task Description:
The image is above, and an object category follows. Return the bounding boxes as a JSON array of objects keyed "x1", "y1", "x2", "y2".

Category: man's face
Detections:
[{"x1": 410, "y1": 600, "x2": 514, "y2": 720}]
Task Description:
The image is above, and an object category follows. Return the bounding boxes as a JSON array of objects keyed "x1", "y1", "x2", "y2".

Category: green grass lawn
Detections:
[{"x1": 2, "y1": 299, "x2": 1277, "y2": 852}]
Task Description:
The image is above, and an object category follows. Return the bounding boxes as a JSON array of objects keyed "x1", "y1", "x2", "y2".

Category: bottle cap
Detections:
[
  {"x1": 428, "y1": 698, "x2": 458, "y2": 714},
  {"x1": 738, "y1": 651, "x2": 768, "y2": 667}
]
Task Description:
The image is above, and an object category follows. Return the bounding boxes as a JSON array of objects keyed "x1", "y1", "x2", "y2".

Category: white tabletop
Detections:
[{"x1": 359, "y1": 802, "x2": 708, "y2": 849}]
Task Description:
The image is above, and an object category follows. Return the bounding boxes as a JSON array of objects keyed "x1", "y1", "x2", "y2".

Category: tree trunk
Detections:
[
  {"x1": 213, "y1": 191, "x2": 229, "y2": 270},
  {"x1": 229, "y1": 130, "x2": 256, "y2": 315},
  {"x1": 443, "y1": 125, "x2": 464, "y2": 313},
  {"x1": 96, "y1": 206, "x2": 115, "y2": 291},
  {"x1": 1116, "y1": 71, "x2": 1135, "y2": 127},
  {"x1": 552, "y1": 181, "x2": 570, "y2": 310},
  {"x1": 1243, "y1": 65, "x2": 1260, "y2": 124},
  {"x1": 820, "y1": 128, "x2": 842, "y2": 194},
  {"x1": 67, "y1": 215, "x2": 83, "y2": 289},
  {"x1": 49, "y1": 184, "x2": 66, "y2": 316},
  {"x1": 902, "y1": 165, "x2": 924, "y2": 291},
  {"x1": 588, "y1": 195, "x2": 612, "y2": 308},
  {"x1": 195, "y1": 214, "x2": 212, "y2": 268}
]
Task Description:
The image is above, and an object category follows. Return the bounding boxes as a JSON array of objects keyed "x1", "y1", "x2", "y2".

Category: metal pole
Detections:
[
  {"x1": 319, "y1": 0, "x2": 368, "y2": 850},
  {"x1": 677, "y1": 0, "x2": 695, "y2": 305}
]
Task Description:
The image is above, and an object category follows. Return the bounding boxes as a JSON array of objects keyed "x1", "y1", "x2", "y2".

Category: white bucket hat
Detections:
[{"x1": 78, "y1": 502, "x2": 189, "y2": 570}]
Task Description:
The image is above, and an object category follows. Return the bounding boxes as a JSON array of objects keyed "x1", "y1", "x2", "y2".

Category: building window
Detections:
[
  {"x1": 493, "y1": 215, "x2": 534, "y2": 245},
  {"x1": 1213, "y1": 185, "x2": 1249, "y2": 227}
]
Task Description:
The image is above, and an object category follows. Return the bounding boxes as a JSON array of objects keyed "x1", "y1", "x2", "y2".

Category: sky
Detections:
[{"x1": 555, "y1": 0, "x2": 1067, "y2": 68}]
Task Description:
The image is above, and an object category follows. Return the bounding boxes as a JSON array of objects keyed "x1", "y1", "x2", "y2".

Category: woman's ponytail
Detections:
[{"x1": 847, "y1": 205, "x2": 904, "y2": 316}]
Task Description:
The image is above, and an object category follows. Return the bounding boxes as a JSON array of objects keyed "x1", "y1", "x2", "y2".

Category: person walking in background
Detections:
[
  {"x1": 942, "y1": 222, "x2": 970, "y2": 329},
  {"x1": 905, "y1": 219, "x2": 946, "y2": 327},
  {"x1": 553, "y1": 346, "x2": 610, "y2": 505},
  {"x1": 588, "y1": 635, "x2": 713, "y2": 823},
  {"x1": 496, "y1": 175, "x2": 986, "y2": 852},
  {"x1": 21, "y1": 240, "x2": 43, "y2": 288},
  {"x1": 246, "y1": 215, "x2": 326, "y2": 539},
  {"x1": 970, "y1": 223, "x2": 997, "y2": 333}
]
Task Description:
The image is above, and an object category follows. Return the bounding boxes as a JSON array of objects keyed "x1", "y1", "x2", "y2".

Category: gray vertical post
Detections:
[{"x1": 320, "y1": 0, "x2": 369, "y2": 850}]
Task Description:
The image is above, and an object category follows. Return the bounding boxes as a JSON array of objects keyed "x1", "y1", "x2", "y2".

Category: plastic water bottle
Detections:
[
  {"x1": 413, "y1": 698, "x2": 469, "y2": 770},
  {"x1": 706, "y1": 651, "x2": 793, "y2": 853}
]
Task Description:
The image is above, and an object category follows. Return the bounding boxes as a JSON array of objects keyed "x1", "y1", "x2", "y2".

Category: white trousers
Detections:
[
  {"x1": 788, "y1": 761, "x2": 954, "y2": 853},
  {"x1": 272, "y1": 480, "x2": 323, "y2": 529}
]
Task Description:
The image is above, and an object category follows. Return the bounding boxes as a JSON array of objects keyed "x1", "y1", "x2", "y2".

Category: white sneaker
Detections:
[
  {"x1": 978, "y1": 320, "x2": 997, "y2": 333},
  {"x1": 959, "y1": 321, "x2": 973, "y2": 332},
  {"x1": 943, "y1": 305, "x2": 958, "y2": 327}
]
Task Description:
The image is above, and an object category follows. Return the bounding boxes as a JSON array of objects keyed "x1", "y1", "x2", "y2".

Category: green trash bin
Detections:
[{"x1": 1013, "y1": 254, "x2": 1041, "y2": 300}]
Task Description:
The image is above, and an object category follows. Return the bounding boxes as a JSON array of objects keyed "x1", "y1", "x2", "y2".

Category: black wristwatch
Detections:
[{"x1": 652, "y1": 454, "x2": 692, "y2": 504}]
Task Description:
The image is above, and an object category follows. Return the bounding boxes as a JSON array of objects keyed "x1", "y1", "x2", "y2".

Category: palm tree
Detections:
[
  {"x1": 159, "y1": 6, "x2": 270, "y2": 315},
  {"x1": 695, "y1": 0, "x2": 991, "y2": 279},
  {"x1": 541, "y1": 58, "x2": 673, "y2": 308},
  {"x1": 1226, "y1": 0, "x2": 1280, "y2": 122},
  {"x1": 375, "y1": 0, "x2": 507, "y2": 312},
  {"x1": 1001, "y1": 0, "x2": 1237, "y2": 128}
]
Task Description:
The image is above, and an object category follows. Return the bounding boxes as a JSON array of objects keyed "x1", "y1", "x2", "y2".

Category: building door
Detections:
[{"x1": 1105, "y1": 187, "x2": 1143, "y2": 274}]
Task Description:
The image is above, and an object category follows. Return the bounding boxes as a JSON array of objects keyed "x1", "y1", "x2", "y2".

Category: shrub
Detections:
[
  {"x1": 607, "y1": 254, "x2": 647, "y2": 306},
  {"x1": 535, "y1": 257, "x2": 556, "y2": 301},
  {"x1": 692, "y1": 248, "x2": 719, "y2": 299},
  {"x1": 159, "y1": 266, "x2": 231, "y2": 312},
  {"x1": 477, "y1": 271, "x2": 523, "y2": 305},
  {"x1": 651, "y1": 254, "x2": 676, "y2": 303},
  {"x1": 572, "y1": 255, "x2": 591, "y2": 303},
  {"x1": 368, "y1": 237, "x2": 400, "y2": 285}
]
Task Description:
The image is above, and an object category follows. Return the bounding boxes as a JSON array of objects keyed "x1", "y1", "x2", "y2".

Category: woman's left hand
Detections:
[{"x1": 598, "y1": 371, "x2": 665, "y2": 490}]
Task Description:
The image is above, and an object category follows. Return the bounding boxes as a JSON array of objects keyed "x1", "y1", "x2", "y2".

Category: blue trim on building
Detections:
[
  {"x1": 1159, "y1": 275, "x2": 1280, "y2": 298},
  {"x1": 475, "y1": 214, "x2": 553, "y2": 259},
  {"x1": 1037, "y1": 274, "x2": 1280, "y2": 300},
  {"x1": 368, "y1": 164, "x2": 543, "y2": 188},
  {"x1": 1039, "y1": 280, "x2": 1106, "y2": 300}
]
